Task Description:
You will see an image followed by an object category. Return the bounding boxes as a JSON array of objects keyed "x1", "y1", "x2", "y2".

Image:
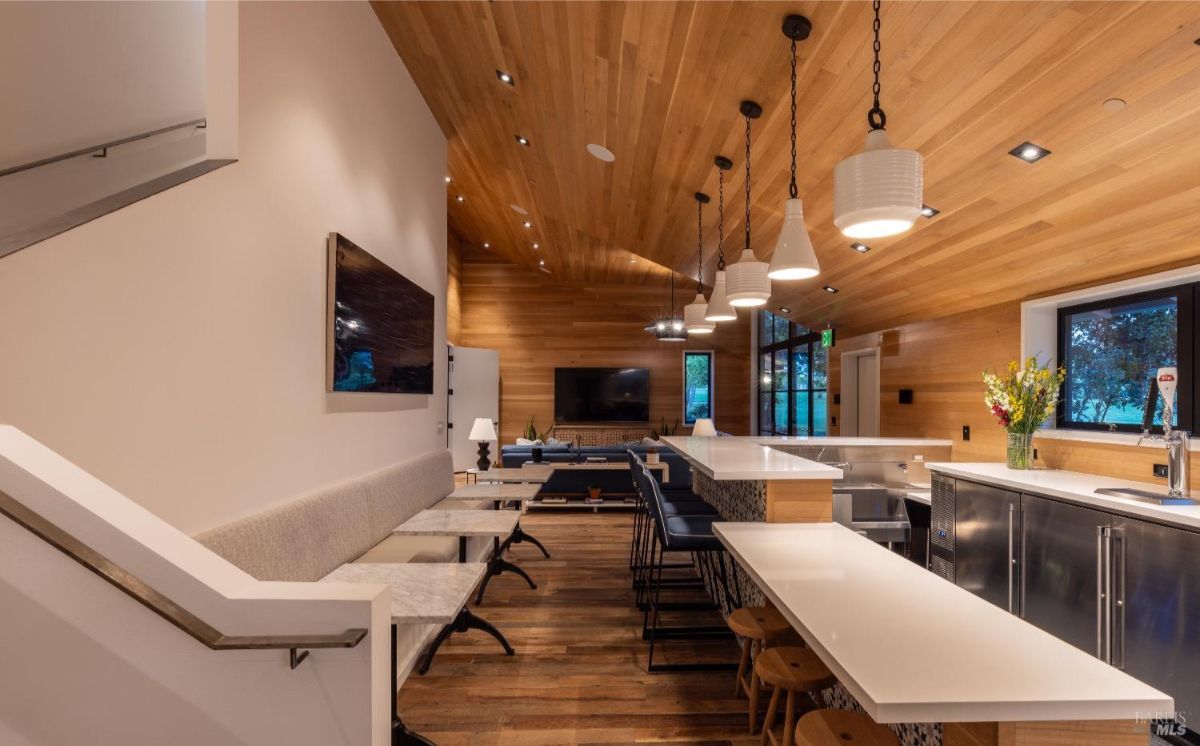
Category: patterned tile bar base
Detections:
[
  {"x1": 692, "y1": 469, "x2": 942, "y2": 746},
  {"x1": 549, "y1": 425, "x2": 650, "y2": 447}
]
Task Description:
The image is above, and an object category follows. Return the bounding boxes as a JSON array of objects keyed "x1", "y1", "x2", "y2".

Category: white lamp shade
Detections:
[
  {"x1": 682, "y1": 293, "x2": 715, "y2": 334},
  {"x1": 691, "y1": 418, "x2": 717, "y2": 437},
  {"x1": 768, "y1": 198, "x2": 820, "y2": 280},
  {"x1": 704, "y1": 270, "x2": 737, "y2": 322},
  {"x1": 833, "y1": 129, "x2": 923, "y2": 239},
  {"x1": 468, "y1": 417, "x2": 497, "y2": 442},
  {"x1": 725, "y1": 249, "x2": 771, "y2": 307}
]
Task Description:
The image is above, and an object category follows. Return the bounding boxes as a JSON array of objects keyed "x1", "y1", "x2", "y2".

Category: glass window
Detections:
[
  {"x1": 683, "y1": 351, "x2": 713, "y2": 425},
  {"x1": 1058, "y1": 286, "x2": 1195, "y2": 432},
  {"x1": 757, "y1": 311, "x2": 831, "y2": 436}
]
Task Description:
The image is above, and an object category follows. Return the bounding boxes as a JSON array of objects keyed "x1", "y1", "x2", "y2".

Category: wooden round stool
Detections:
[
  {"x1": 728, "y1": 606, "x2": 792, "y2": 733},
  {"x1": 794, "y1": 709, "x2": 899, "y2": 746},
  {"x1": 755, "y1": 646, "x2": 837, "y2": 746}
]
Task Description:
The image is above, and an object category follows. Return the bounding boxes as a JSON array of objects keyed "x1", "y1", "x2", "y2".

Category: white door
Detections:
[
  {"x1": 448, "y1": 346, "x2": 500, "y2": 471},
  {"x1": 840, "y1": 349, "x2": 880, "y2": 437}
]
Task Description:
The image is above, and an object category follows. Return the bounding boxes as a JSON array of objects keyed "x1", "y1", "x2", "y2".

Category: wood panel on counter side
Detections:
[{"x1": 459, "y1": 248, "x2": 751, "y2": 445}]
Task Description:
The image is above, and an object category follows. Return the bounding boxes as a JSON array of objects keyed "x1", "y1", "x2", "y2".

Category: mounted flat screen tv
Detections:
[
  {"x1": 326, "y1": 233, "x2": 434, "y2": 394},
  {"x1": 555, "y1": 367, "x2": 650, "y2": 422}
]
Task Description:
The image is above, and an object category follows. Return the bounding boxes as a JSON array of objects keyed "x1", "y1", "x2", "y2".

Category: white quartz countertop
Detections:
[
  {"x1": 661, "y1": 436, "x2": 843, "y2": 481},
  {"x1": 734, "y1": 436, "x2": 954, "y2": 448},
  {"x1": 392, "y1": 509, "x2": 518, "y2": 537},
  {"x1": 927, "y1": 462, "x2": 1200, "y2": 530},
  {"x1": 321, "y1": 562, "x2": 485, "y2": 624},
  {"x1": 714, "y1": 522, "x2": 1172, "y2": 723}
]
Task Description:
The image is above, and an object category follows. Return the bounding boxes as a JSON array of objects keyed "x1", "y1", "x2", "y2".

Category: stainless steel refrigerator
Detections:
[{"x1": 1022, "y1": 493, "x2": 1200, "y2": 728}]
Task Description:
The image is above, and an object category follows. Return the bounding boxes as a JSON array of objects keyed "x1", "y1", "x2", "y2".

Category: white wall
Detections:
[
  {"x1": 0, "y1": 1, "x2": 210, "y2": 239},
  {"x1": 0, "y1": 1, "x2": 448, "y2": 534}
]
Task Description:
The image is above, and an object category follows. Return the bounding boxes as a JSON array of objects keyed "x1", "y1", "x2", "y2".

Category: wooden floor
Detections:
[{"x1": 398, "y1": 510, "x2": 759, "y2": 745}]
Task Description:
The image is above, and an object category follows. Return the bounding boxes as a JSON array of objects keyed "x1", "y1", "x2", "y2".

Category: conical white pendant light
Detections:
[
  {"x1": 725, "y1": 100, "x2": 772, "y2": 308},
  {"x1": 683, "y1": 192, "x2": 715, "y2": 334},
  {"x1": 705, "y1": 156, "x2": 737, "y2": 323},
  {"x1": 769, "y1": 16, "x2": 821, "y2": 281},
  {"x1": 833, "y1": 0, "x2": 922, "y2": 240}
]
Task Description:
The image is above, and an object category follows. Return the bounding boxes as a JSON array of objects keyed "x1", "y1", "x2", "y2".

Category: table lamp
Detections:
[
  {"x1": 691, "y1": 418, "x2": 717, "y2": 437},
  {"x1": 468, "y1": 417, "x2": 498, "y2": 470}
]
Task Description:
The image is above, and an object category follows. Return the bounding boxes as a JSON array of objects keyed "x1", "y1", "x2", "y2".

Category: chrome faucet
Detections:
[{"x1": 1138, "y1": 367, "x2": 1190, "y2": 499}]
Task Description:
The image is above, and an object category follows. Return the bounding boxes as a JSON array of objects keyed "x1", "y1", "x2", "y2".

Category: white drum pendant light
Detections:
[
  {"x1": 769, "y1": 15, "x2": 821, "y2": 281},
  {"x1": 683, "y1": 192, "x2": 715, "y2": 334},
  {"x1": 705, "y1": 156, "x2": 737, "y2": 323},
  {"x1": 725, "y1": 101, "x2": 772, "y2": 308},
  {"x1": 833, "y1": 0, "x2": 922, "y2": 240}
]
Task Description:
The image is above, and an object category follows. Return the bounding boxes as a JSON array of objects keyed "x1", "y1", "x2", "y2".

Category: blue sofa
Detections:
[{"x1": 499, "y1": 444, "x2": 692, "y2": 498}]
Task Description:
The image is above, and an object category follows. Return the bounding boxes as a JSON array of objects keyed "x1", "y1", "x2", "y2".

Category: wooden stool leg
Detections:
[
  {"x1": 735, "y1": 638, "x2": 750, "y2": 698},
  {"x1": 761, "y1": 687, "x2": 781, "y2": 746},
  {"x1": 782, "y1": 689, "x2": 795, "y2": 746},
  {"x1": 748, "y1": 644, "x2": 762, "y2": 734}
]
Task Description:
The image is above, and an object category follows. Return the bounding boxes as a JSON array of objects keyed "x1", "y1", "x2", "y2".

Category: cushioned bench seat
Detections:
[{"x1": 195, "y1": 449, "x2": 464, "y2": 581}]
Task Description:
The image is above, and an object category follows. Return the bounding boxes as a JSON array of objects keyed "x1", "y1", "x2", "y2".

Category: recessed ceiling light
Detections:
[
  {"x1": 482, "y1": 242, "x2": 490, "y2": 249},
  {"x1": 455, "y1": 195, "x2": 465, "y2": 203},
  {"x1": 531, "y1": 242, "x2": 540, "y2": 249},
  {"x1": 495, "y1": 69, "x2": 515, "y2": 86},
  {"x1": 510, "y1": 204, "x2": 528, "y2": 215},
  {"x1": 822, "y1": 285, "x2": 839, "y2": 294},
  {"x1": 779, "y1": 307, "x2": 791, "y2": 313},
  {"x1": 629, "y1": 258, "x2": 637, "y2": 263},
  {"x1": 522, "y1": 220, "x2": 532, "y2": 229},
  {"x1": 586, "y1": 143, "x2": 615, "y2": 162},
  {"x1": 1103, "y1": 98, "x2": 1127, "y2": 112},
  {"x1": 444, "y1": 175, "x2": 452, "y2": 184},
  {"x1": 1009, "y1": 141, "x2": 1051, "y2": 163},
  {"x1": 538, "y1": 259, "x2": 545, "y2": 266},
  {"x1": 850, "y1": 242, "x2": 871, "y2": 253},
  {"x1": 515, "y1": 135, "x2": 530, "y2": 147},
  {"x1": 921, "y1": 205, "x2": 940, "y2": 218}
]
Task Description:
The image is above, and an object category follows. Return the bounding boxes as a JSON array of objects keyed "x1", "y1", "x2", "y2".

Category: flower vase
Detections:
[{"x1": 1006, "y1": 432, "x2": 1034, "y2": 470}]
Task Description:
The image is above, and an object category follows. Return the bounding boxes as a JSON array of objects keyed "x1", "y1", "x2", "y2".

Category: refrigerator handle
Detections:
[
  {"x1": 1111, "y1": 529, "x2": 1125, "y2": 670},
  {"x1": 1007, "y1": 503, "x2": 1015, "y2": 614},
  {"x1": 1096, "y1": 525, "x2": 1106, "y2": 661}
]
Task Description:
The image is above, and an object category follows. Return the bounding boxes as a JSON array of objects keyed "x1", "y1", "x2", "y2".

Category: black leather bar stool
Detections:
[{"x1": 639, "y1": 463, "x2": 738, "y2": 673}]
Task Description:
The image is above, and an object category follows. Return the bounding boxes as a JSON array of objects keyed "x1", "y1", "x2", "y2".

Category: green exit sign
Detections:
[{"x1": 821, "y1": 328, "x2": 836, "y2": 348}]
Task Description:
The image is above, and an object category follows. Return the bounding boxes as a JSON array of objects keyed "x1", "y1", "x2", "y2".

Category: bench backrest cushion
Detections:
[
  {"x1": 196, "y1": 449, "x2": 454, "y2": 581},
  {"x1": 196, "y1": 481, "x2": 372, "y2": 582},
  {"x1": 362, "y1": 449, "x2": 454, "y2": 539}
]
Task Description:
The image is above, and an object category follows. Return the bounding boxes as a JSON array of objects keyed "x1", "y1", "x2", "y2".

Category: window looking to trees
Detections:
[
  {"x1": 757, "y1": 311, "x2": 828, "y2": 436},
  {"x1": 683, "y1": 351, "x2": 713, "y2": 425},
  {"x1": 1057, "y1": 284, "x2": 1196, "y2": 433}
]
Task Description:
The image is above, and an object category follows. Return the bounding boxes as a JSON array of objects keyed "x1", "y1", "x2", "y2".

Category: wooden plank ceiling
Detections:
[{"x1": 374, "y1": 1, "x2": 1200, "y2": 336}]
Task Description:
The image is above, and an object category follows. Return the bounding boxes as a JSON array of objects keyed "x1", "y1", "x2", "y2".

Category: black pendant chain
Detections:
[
  {"x1": 744, "y1": 113, "x2": 753, "y2": 252},
  {"x1": 789, "y1": 35, "x2": 799, "y2": 199},
  {"x1": 717, "y1": 167, "x2": 726, "y2": 271},
  {"x1": 868, "y1": 0, "x2": 886, "y2": 130},
  {"x1": 696, "y1": 200, "x2": 704, "y2": 291}
]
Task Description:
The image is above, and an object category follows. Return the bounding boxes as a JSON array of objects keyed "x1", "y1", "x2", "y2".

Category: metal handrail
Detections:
[
  {"x1": 0, "y1": 118, "x2": 207, "y2": 179},
  {"x1": 0, "y1": 489, "x2": 367, "y2": 669}
]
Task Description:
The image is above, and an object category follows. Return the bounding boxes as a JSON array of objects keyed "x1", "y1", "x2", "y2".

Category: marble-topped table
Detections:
[
  {"x1": 443, "y1": 484, "x2": 552, "y2": 559},
  {"x1": 320, "y1": 560, "x2": 513, "y2": 736},
  {"x1": 393, "y1": 509, "x2": 535, "y2": 605},
  {"x1": 467, "y1": 466, "x2": 553, "y2": 483}
]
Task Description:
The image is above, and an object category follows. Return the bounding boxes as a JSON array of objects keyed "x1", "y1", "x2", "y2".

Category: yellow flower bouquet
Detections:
[{"x1": 982, "y1": 357, "x2": 1065, "y2": 469}]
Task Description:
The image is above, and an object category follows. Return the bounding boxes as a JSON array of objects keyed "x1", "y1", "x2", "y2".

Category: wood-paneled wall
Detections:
[
  {"x1": 827, "y1": 302, "x2": 1199, "y2": 490},
  {"x1": 446, "y1": 231, "x2": 463, "y2": 346},
  {"x1": 459, "y1": 248, "x2": 751, "y2": 445}
]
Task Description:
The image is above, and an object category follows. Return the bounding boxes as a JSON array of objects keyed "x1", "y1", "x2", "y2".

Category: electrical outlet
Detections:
[
  {"x1": 962, "y1": 425, "x2": 971, "y2": 441},
  {"x1": 1154, "y1": 463, "x2": 1169, "y2": 478}
]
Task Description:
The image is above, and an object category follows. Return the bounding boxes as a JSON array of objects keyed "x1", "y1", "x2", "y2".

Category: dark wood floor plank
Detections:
[{"x1": 398, "y1": 510, "x2": 757, "y2": 744}]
